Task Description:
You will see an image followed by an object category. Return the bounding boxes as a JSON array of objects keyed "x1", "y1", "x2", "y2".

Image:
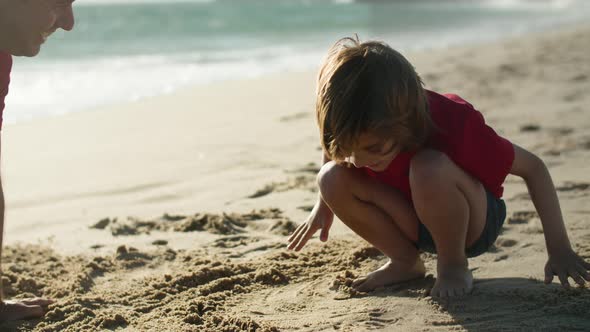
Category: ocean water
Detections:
[{"x1": 5, "y1": 0, "x2": 590, "y2": 123}]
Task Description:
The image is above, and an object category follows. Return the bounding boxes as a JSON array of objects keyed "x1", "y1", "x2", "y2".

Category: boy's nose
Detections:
[{"x1": 57, "y1": 7, "x2": 75, "y2": 31}]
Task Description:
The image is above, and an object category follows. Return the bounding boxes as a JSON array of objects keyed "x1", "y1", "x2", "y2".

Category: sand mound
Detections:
[
  {"x1": 3, "y1": 229, "x2": 590, "y2": 331},
  {"x1": 90, "y1": 208, "x2": 285, "y2": 236},
  {"x1": 1, "y1": 240, "x2": 386, "y2": 331}
]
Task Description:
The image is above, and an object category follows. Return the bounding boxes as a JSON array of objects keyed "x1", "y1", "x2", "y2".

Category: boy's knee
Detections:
[
  {"x1": 317, "y1": 161, "x2": 349, "y2": 202},
  {"x1": 410, "y1": 150, "x2": 449, "y2": 193}
]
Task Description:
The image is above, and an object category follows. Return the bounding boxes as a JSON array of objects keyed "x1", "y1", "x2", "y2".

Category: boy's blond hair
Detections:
[{"x1": 316, "y1": 36, "x2": 432, "y2": 162}]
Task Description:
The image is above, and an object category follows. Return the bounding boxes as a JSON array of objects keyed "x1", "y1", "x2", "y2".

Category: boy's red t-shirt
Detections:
[
  {"x1": 364, "y1": 90, "x2": 515, "y2": 202},
  {"x1": 0, "y1": 51, "x2": 12, "y2": 130}
]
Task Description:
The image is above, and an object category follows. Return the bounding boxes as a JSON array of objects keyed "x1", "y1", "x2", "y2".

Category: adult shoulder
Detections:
[{"x1": 0, "y1": 51, "x2": 12, "y2": 130}]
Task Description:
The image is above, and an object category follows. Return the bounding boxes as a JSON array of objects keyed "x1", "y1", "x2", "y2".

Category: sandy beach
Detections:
[{"x1": 1, "y1": 23, "x2": 590, "y2": 331}]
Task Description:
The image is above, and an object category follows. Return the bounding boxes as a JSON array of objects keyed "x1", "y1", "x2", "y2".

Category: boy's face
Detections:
[
  {"x1": 0, "y1": 0, "x2": 75, "y2": 56},
  {"x1": 348, "y1": 132, "x2": 399, "y2": 172}
]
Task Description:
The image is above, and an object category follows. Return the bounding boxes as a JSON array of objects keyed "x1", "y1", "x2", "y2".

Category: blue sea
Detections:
[{"x1": 6, "y1": 0, "x2": 590, "y2": 123}]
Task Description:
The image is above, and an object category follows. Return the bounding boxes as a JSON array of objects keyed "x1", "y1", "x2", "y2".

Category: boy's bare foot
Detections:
[
  {"x1": 351, "y1": 259, "x2": 426, "y2": 292},
  {"x1": 0, "y1": 298, "x2": 53, "y2": 322},
  {"x1": 431, "y1": 263, "x2": 473, "y2": 298}
]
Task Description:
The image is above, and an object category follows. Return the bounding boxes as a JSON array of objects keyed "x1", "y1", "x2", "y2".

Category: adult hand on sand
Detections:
[
  {"x1": 287, "y1": 199, "x2": 334, "y2": 251},
  {"x1": 0, "y1": 298, "x2": 53, "y2": 322},
  {"x1": 544, "y1": 247, "x2": 590, "y2": 288}
]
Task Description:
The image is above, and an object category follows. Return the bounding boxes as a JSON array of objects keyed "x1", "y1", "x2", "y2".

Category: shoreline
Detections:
[{"x1": 6, "y1": 17, "x2": 590, "y2": 126}]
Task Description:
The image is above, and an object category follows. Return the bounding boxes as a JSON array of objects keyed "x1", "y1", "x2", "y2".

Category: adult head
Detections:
[{"x1": 0, "y1": 0, "x2": 75, "y2": 56}]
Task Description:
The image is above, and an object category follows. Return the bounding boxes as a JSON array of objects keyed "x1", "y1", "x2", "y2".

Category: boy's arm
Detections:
[
  {"x1": 0, "y1": 138, "x2": 5, "y2": 302},
  {"x1": 317, "y1": 152, "x2": 334, "y2": 224},
  {"x1": 509, "y1": 144, "x2": 571, "y2": 252},
  {"x1": 509, "y1": 143, "x2": 590, "y2": 287},
  {"x1": 287, "y1": 152, "x2": 334, "y2": 251}
]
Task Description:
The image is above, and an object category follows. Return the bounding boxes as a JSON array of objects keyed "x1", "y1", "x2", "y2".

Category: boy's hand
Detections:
[
  {"x1": 0, "y1": 298, "x2": 53, "y2": 322},
  {"x1": 287, "y1": 200, "x2": 334, "y2": 251},
  {"x1": 544, "y1": 248, "x2": 590, "y2": 288}
]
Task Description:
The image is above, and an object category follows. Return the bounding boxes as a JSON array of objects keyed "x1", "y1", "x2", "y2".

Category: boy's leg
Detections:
[
  {"x1": 318, "y1": 161, "x2": 425, "y2": 291},
  {"x1": 410, "y1": 150, "x2": 487, "y2": 298}
]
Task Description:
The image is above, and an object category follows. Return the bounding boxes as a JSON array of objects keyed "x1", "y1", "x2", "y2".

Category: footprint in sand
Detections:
[
  {"x1": 423, "y1": 72, "x2": 440, "y2": 83},
  {"x1": 507, "y1": 211, "x2": 538, "y2": 224},
  {"x1": 247, "y1": 163, "x2": 319, "y2": 199},
  {"x1": 519, "y1": 124, "x2": 541, "y2": 132},
  {"x1": 288, "y1": 163, "x2": 321, "y2": 174},
  {"x1": 248, "y1": 176, "x2": 317, "y2": 198},
  {"x1": 494, "y1": 254, "x2": 509, "y2": 262},
  {"x1": 553, "y1": 127, "x2": 574, "y2": 136},
  {"x1": 556, "y1": 181, "x2": 590, "y2": 193},
  {"x1": 279, "y1": 111, "x2": 310, "y2": 122},
  {"x1": 521, "y1": 225, "x2": 544, "y2": 234},
  {"x1": 248, "y1": 184, "x2": 275, "y2": 199},
  {"x1": 506, "y1": 211, "x2": 545, "y2": 234},
  {"x1": 363, "y1": 309, "x2": 399, "y2": 328},
  {"x1": 497, "y1": 63, "x2": 527, "y2": 79},
  {"x1": 268, "y1": 219, "x2": 298, "y2": 236},
  {"x1": 570, "y1": 73, "x2": 587, "y2": 82},
  {"x1": 297, "y1": 205, "x2": 314, "y2": 212},
  {"x1": 562, "y1": 90, "x2": 584, "y2": 102},
  {"x1": 544, "y1": 150, "x2": 562, "y2": 157},
  {"x1": 213, "y1": 235, "x2": 255, "y2": 248},
  {"x1": 509, "y1": 192, "x2": 531, "y2": 201},
  {"x1": 496, "y1": 238, "x2": 518, "y2": 248}
]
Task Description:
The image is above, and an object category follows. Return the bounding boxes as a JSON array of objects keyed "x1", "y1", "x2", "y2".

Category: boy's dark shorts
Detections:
[{"x1": 416, "y1": 190, "x2": 506, "y2": 258}]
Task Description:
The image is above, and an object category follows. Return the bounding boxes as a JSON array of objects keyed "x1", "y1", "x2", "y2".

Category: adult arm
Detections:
[{"x1": 0, "y1": 136, "x2": 53, "y2": 322}]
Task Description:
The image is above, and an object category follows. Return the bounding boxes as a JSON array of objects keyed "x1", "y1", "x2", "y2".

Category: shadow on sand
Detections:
[{"x1": 372, "y1": 276, "x2": 590, "y2": 331}]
